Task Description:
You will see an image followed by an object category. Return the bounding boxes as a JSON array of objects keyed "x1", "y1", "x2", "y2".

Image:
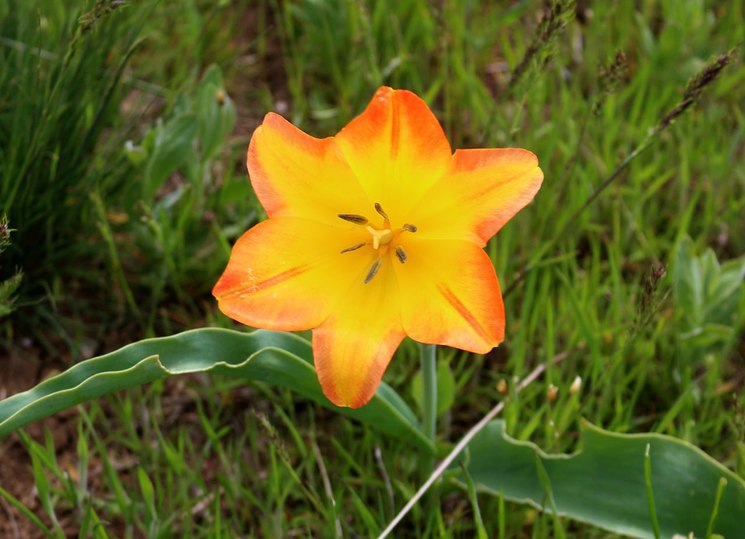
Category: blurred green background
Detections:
[{"x1": 0, "y1": 0, "x2": 743, "y2": 536}]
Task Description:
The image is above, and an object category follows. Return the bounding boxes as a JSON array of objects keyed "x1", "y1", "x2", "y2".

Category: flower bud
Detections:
[
  {"x1": 216, "y1": 88, "x2": 226, "y2": 106},
  {"x1": 569, "y1": 376, "x2": 582, "y2": 395}
]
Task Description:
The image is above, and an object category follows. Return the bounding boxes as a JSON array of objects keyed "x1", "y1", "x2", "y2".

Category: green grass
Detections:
[
  {"x1": 1, "y1": 0, "x2": 744, "y2": 536},
  {"x1": 0, "y1": 0, "x2": 141, "y2": 291}
]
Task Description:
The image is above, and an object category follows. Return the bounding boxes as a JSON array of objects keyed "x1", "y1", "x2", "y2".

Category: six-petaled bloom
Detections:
[{"x1": 213, "y1": 87, "x2": 543, "y2": 408}]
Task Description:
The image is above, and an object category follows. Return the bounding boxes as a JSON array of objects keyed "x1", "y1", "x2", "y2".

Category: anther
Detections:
[
  {"x1": 338, "y1": 214, "x2": 368, "y2": 225},
  {"x1": 402, "y1": 224, "x2": 417, "y2": 233},
  {"x1": 340, "y1": 242, "x2": 366, "y2": 254},
  {"x1": 395, "y1": 246, "x2": 407, "y2": 264},
  {"x1": 374, "y1": 202, "x2": 389, "y2": 220},
  {"x1": 364, "y1": 259, "x2": 382, "y2": 284}
]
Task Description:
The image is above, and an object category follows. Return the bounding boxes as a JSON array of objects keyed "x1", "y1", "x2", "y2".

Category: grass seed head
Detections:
[
  {"x1": 508, "y1": 0, "x2": 577, "y2": 92},
  {"x1": 658, "y1": 48, "x2": 737, "y2": 130},
  {"x1": 79, "y1": 0, "x2": 128, "y2": 33},
  {"x1": 594, "y1": 51, "x2": 629, "y2": 115},
  {"x1": 0, "y1": 216, "x2": 13, "y2": 251}
]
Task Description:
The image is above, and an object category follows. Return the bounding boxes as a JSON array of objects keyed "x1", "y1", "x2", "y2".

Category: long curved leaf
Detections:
[
  {"x1": 0, "y1": 328, "x2": 433, "y2": 453},
  {"x1": 464, "y1": 420, "x2": 745, "y2": 537}
]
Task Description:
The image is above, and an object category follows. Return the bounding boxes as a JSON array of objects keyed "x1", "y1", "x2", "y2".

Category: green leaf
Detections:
[
  {"x1": 137, "y1": 467, "x2": 156, "y2": 519},
  {"x1": 0, "y1": 328, "x2": 433, "y2": 454},
  {"x1": 0, "y1": 271, "x2": 22, "y2": 318},
  {"x1": 673, "y1": 237, "x2": 745, "y2": 331},
  {"x1": 143, "y1": 113, "x2": 199, "y2": 200},
  {"x1": 197, "y1": 65, "x2": 236, "y2": 161},
  {"x1": 123, "y1": 140, "x2": 148, "y2": 166},
  {"x1": 463, "y1": 420, "x2": 745, "y2": 538}
]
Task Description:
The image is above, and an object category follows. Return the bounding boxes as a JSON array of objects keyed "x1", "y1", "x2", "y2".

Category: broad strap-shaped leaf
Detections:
[
  {"x1": 463, "y1": 420, "x2": 745, "y2": 538},
  {"x1": 0, "y1": 328, "x2": 433, "y2": 453}
]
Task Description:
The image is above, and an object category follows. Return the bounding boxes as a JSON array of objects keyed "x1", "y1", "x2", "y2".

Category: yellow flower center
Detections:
[{"x1": 337, "y1": 203, "x2": 417, "y2": 284}]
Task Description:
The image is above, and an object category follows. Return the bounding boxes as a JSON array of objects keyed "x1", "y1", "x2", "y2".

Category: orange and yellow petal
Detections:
[
  {"x1": 411, "y1": 148, "x2": 543, "y2": 245},
  {"x1": 213, "y1": 217, "x2": 371, "y2": 331},
  {"x1": 312, "y1": 257, "x2": 405, "y2": 408},
  {"x1": 393, "y1": 237, "x2": 504, "y2": 353},
  {"x1": 248, "y1": 113, "x2": 371, "y2": 223},
  {"x1": 334, "y1": 87, "x2": 452, "y2": 221}
]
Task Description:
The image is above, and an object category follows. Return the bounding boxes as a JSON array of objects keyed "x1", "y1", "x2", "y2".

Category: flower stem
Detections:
[
  {"x1": 419, "y1": 343, "x2": 437, "y2": 443},
  {"x1": 379, "y1": 351, "x2": 570, "y2": 538}
]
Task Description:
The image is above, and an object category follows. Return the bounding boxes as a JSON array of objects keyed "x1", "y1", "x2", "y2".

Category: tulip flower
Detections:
[{"x1": 214, "y1": 87, "x2": 543, "y2": 408}]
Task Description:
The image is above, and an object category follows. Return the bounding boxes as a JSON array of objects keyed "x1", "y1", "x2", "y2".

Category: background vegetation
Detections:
[{"x1": 0, "y1": 0, "x2": 743, "y2": 536}]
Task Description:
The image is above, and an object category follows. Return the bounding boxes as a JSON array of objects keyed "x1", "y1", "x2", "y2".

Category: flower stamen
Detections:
[
  {"x1": 338, "y1": 214, "x2": 368, "y2": 225},
  {"x1": 338, "y1": 204, "x2": 418, "y2": 281},
  {"x1": 374, "y1": 202, "x2": 389, "y2": 221},
  {"x1": 340, "y1": 242, "x2": 366, "y2": 254},
  {"x1": 364, "y1": 258, "x2": 382, "y2": 284}
]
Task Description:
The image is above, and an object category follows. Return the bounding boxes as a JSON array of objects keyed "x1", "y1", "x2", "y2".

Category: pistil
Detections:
[{"x1": 366, "y1": 225, "x2": 393, "y2": 250}]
